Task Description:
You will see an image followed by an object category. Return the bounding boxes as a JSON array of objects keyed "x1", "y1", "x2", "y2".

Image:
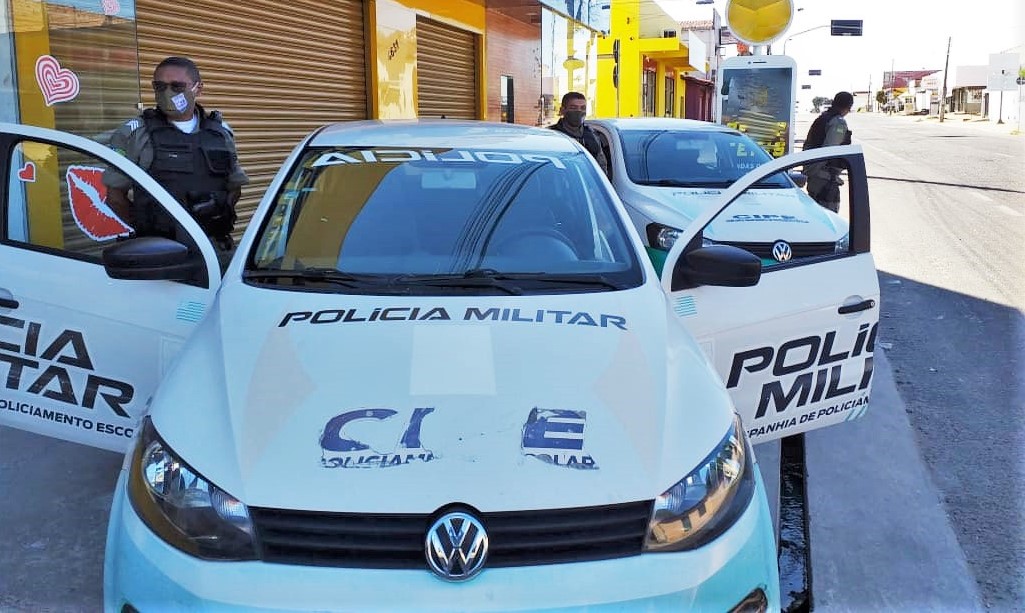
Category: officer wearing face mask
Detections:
[
  {"x1": 549, "y1": 91, "x2": 609, "y2": 176},
  {"x1": 103, "y1": 56, "x2": 248, "y2": 272}
]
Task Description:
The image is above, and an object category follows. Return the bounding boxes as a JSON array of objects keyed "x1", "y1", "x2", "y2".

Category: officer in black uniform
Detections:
[
  {"x1": 103, "y1": 56, "x2": 248, "y2": 273},
  {"x1": 549, "y1": 91, "x2": 609, "y2": 176}
]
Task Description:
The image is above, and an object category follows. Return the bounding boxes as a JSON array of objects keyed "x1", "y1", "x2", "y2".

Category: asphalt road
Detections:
[{"x1": 823, "y1": 111, "x2": 1025, "y2": 611}]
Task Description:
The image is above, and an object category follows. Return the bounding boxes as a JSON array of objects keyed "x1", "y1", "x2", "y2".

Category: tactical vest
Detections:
[
  {"x1": 132, "y1": 106, "x2": 236, "y2": 238},
  {"x1": 802, "y1": 110, "x2": 840, "y2": 151},
  {"x1": 550, "y1": 121, "x2": 604, "y2": 161}
]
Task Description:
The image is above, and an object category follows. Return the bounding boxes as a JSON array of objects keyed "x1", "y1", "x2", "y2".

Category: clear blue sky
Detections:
[{"x1": 655, "y1": 0, "x2": 1023, "y2": 105}]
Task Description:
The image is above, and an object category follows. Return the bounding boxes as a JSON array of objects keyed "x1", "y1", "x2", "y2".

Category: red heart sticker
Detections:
[
  {"x1": 66, "y1": 166, "x2": 132, "y2": 240},
  {"x1": 35, "y1": 55, "x2": 80, "y2": 106},
  {"x1": 17, "y1": 162, "x2": 36, "y2": 182}
]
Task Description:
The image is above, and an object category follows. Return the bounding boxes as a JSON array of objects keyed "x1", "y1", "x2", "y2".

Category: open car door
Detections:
[
  {"x1": 661, "y1": 145, "x2": 879, "y2": 443},
  {"x1": 0, "y1": 122, "x2": 221, "y2": 452}
]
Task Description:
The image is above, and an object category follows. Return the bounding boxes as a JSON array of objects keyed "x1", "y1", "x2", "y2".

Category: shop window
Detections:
[
  {"x1": 12, "y1": 1, "x2": 139, "y2": 141},
  {"x1": 501, "y1": 75, "x2": 515, "y2": 123}
]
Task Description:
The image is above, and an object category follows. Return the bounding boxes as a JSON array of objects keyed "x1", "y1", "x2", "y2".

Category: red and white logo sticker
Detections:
[
  {"x1": 66, "y1": 166, "x2": 132, "y2": 241},
  {"x1": 35, "y1": 55, "x2": 80, "y2": 106},
  {"x1": 17, "y1": 162, "x2": 36, "y2": 182}
]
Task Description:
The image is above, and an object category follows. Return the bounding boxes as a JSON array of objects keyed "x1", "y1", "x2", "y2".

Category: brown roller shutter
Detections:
[
  {"x1": 135, "y1": 0, "x2": 368, "y2": 234},
  {"x1": 416, "y1": 17, "x2": 479, "y2": 120}
]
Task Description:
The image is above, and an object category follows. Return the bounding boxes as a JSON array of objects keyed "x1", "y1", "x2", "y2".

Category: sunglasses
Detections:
[{"x1": 151, "y1": 80, "x2": 194, "y2": 93}]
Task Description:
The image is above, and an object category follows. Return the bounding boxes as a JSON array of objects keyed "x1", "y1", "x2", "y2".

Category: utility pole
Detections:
[
  {"x1": 998, "y1": 69, "x2": 1006, "y2": 124},
  {"x1": 889, "y1": 58, "x2": 895, "y2": 113},
  {"x1": 939, "y1": 37, "x2": 951, "y2": 122}
]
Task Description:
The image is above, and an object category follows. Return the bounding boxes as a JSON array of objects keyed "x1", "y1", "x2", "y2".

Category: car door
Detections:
[
  {"x1": 0, "y1": 122, "x2": 221, "y2": 452},
  {"x1": 661, "y1": 145, "x2": 879, "y2": 443}
]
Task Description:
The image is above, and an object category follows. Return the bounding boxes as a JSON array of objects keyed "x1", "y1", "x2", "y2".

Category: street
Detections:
[
  {"x1": 0, "y1": 112, "x2": 1022, "y2": 611},
  {"x1": 840, "y1": 110, "x2": 1024, "y2": 611}
]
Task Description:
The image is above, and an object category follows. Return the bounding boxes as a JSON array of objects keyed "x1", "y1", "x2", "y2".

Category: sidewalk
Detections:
[{"x1": 755, "y1": 348, "x2": 984, "y2": 611}]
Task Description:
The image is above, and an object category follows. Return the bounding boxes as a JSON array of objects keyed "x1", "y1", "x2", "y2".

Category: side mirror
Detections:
[
  {"x1": 102, "y1": 236, "x2": 203, "y2": 281},
  {"x1": 789, "y1": 170, "x2": 807, "y2": 188},
  {"x1": 672, "y1": 244, "x2": 762, "y2": 289}
]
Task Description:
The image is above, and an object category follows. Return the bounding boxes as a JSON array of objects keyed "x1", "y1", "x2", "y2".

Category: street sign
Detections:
[
  {"x1": 830, "y1": 19, "x2": 863, "y2": 36},
  {"x1": 808, "y1": 69, "x2": 821, "y2": 76}
]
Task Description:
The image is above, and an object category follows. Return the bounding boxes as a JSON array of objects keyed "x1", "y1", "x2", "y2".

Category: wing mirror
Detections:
[
  {"x1": 102, "y1": 236, "x2": 205, "y2": 282},
  {"x1": 672, "y1": 244, "x2": 762, "y2": 289}
]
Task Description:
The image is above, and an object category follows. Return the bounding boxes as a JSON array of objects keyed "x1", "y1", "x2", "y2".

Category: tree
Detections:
[
  {"x1": 876, "y1": 90, "x2": 887, "y2": 105},
  {"x1": 811, "y1": 96, "x2": 831, "y2": 113}
]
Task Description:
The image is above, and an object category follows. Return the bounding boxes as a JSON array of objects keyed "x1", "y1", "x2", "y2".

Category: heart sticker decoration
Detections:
[
  {"x1": 17, "y1": 162, "x2": 36, "y2": 182},
  {"x1": 66, "y1": 166, "x2": 132, "y2": 240},
  {"x1": 35, "y1": 55, "x2": 81, "y2": 107},
  {"x1": 102, "y1": 0, "x2": 121, "y2": 16}
]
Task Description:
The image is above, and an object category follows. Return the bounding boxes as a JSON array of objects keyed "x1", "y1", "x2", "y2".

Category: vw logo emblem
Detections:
[
  {"x1": 425, "y1": 511, "x2": 489, "y2": 581},
  {"x1": 772, "y1": 240, "x2": 793, "y2": 262}
]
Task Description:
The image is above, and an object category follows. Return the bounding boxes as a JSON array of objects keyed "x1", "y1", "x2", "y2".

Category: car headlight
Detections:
[
  {"x1": 127, "y1": 417, "x2": 257, "y2": 560},
  {"x1": 644, "y1": 414, "x2": 755, "y2": 552},
  {"x1": 645, "y1": 222, "x2": 683, "y2": 251},
  {"x1": 835, "y1": 232, "x2": 849, "y2": 254}
]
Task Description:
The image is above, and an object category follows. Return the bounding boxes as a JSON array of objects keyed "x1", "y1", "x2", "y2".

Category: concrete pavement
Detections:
[{"x1": 757, "y1": 348, "x2": 983, "y2": 611}]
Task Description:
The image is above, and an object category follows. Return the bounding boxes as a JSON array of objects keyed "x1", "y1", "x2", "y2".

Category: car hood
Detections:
[
  {"x1": 627, "y1": 184, "x2": 847, "y2": 242},
  {"x1": 149, "y1": 283, "x2": 734, "y2": 514}
]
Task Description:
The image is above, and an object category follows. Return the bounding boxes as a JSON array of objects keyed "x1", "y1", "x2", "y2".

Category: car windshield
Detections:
[
  {"x1": 248, "y1": 146, "x2": 643, "y2": 294},
  {"x1": 619, "y1": 129, "x2": 792, "y2": 188}
]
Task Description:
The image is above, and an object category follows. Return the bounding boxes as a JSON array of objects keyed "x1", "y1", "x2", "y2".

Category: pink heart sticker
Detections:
[
  {"x1": 17, "y1": 162, "x2": 36, "y2": 182},
  {"x1": 35, "y1": 55, "x2": 80, "y2": 106},
  {"x1": 102, "y1": 0, "x2": 120, "y2": 16}
]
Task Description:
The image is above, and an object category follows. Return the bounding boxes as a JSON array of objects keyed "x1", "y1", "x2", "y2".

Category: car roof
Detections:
[
  {"x1": 589, "y1": 117, "x2": 739, "y2": 134},
  {"x1": 308, "y1": 119, "x2": 581, "y2": 152}
]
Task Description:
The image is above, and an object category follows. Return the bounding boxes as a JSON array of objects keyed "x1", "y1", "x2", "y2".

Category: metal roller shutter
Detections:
[
  {"x1": 416, "y1": 17, "x2": 478, "y2": 120},
  {"x1": 136, "y1": 0, "x2": 368, "y2": 234}
]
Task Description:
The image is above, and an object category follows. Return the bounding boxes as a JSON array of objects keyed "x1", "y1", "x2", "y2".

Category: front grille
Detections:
[
  {"x1": 719, "y1": 241, "x2": 836, "y2": 260},
  {"x1": 250, "y1": 500, "x2": 653, "y2": 569}
]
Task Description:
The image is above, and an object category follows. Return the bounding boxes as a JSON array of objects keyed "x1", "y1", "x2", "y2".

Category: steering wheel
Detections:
[{"x1": 492, "y1": 228, "x2": 578, "y2": 261}]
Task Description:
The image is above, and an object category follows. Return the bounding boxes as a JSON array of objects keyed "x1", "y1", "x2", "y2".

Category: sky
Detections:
[{"x1": 654, "y1": 0, "x2": 1024, "y2": 108}]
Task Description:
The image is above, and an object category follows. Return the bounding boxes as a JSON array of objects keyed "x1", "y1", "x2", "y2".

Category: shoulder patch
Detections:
[{"x1": 124, "y1": 118, "x2": 142, "y2": 133}]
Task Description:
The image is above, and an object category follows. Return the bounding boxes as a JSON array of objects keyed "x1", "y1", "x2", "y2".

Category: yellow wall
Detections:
[
  {"x1": 11, "y1": 0, "x2": 63, "y2": 247},
  {"x1": 371, "y1": 0, "x2": 487, "y2": 119},
  {"x1": 597, "y1": 0, "x2": 695, "y2": 119}
]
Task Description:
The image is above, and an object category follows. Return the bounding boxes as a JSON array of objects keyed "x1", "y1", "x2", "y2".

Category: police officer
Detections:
[
  {"x1": 103, "y1": 56, "x2": 248, "y2": 272},
  {"x1": 802, "y1": 91, "x2": 853, "y2": 212},
  {"x1": 549, "y1": 92, "x2": 609, "y2": 176}
]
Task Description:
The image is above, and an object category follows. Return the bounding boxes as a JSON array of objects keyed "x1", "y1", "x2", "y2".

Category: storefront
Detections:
[{"x1": 1, "y1": 0, "x2": 487, "y2": 229}]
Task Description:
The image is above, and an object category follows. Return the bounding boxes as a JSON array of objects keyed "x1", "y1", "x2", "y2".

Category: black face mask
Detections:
[{"x1": 563, "y1": 110, "x2": 586, "y2": 127}]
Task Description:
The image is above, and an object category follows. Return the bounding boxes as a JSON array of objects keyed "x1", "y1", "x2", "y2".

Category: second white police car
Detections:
[
  {"x1": 0, "y1": 119, "x2": 879, "y2": 611},
  {"x1": 588, "y1": 118, "x2": 849, "y2": 274}
]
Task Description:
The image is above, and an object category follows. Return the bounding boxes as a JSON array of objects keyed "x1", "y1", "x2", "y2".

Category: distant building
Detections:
[{"x1": 950, "y1": 65, "x2": 988, "y2": 115}]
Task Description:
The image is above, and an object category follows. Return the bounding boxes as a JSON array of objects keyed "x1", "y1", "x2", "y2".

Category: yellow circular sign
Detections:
[{"x1": 725, "y1": 0, "x2": 794, "y2": 46}]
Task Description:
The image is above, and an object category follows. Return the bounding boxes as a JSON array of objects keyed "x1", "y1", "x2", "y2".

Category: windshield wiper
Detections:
[
  {"x1": 242, "y1": 268, "x2": 381, "y2": 288},
  {"x1": 507, "y1": 273, "x2": 624, "y2": 291},
  {"x1": 391, "y1": 268, "x2": 524, "y2": 295}
]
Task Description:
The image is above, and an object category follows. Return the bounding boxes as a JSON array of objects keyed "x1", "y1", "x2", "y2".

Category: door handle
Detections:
[
  {"x1": 838, "y1": 299, "x2": 875, "y2": 315},
  {"x1": 0, "y1": 298, "x2": 18, "y2": 309}
]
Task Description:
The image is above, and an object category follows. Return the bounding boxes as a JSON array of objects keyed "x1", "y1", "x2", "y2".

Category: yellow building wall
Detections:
[
  {"x1": 11, "y1": 0, "x2": 63, "y2": 247},
  {"x1": 597, "y1": 0, "x2": 696, "y2": 119},
  {"x1": 371, "y1": 0, "x2": 487, "y2": 119}
]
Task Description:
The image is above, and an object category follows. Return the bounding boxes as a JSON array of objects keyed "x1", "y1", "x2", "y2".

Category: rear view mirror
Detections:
[{"x1": 788, "y1": 171, "x2": 807, "y2": 188}]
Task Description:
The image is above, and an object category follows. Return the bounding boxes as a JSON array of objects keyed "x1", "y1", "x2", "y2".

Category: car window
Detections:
[
  {"x1": 3, "y1": 139, "x2": 189, "y2": 263},
  {"x1": 249, "y1": 147, "x2": 644, "y2": 294},
  {"x1": 619, "y1": 130, "x2": 791, "y2": 188}
]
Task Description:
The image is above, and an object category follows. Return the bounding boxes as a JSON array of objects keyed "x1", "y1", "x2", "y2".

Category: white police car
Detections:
[
  {"x1": 0, "y1": 119, "x2": 878, "y2": 611},
  {"x1": 588, "y1": 118, "x2": 849, "y2": 274}
]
